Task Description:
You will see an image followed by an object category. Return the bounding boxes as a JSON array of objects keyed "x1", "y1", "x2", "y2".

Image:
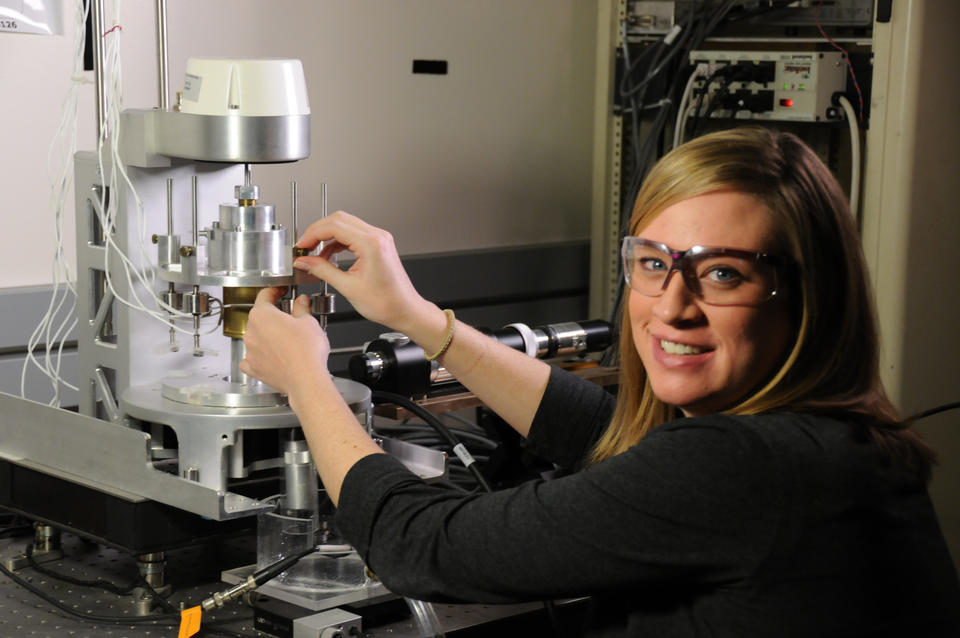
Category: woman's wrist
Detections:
[
  {"x1": 287, "y1": 370, "x2": 339, "y2": 415},
  {"x1": 386, "y1": 300, "x2": 444, "y2": 345}
]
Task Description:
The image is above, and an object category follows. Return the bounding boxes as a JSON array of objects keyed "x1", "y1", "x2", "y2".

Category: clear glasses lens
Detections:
[{"x1": 623, "y1": 239, "x2": 777, "y2": 306}]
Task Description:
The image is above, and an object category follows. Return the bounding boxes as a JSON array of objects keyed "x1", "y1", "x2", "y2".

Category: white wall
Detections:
[{"x1": 0, "y1": 0, "x2": 598, "y2": 290}]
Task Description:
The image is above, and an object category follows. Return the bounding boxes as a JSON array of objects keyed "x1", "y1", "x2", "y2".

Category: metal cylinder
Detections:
[
  {"x1": 92, "y1": 0, "x2": 106, "y2": 134},
  {"x1": 160, "y1": 288, "x2": 183, "y2": 311},
  {"x1": 156, "y1": 0, "x2": 169, "y2": 110},
  {"x1": 182, "y1": 291, "x2": 210, "y2": 315},
  {"x1": 207, "y1": 204, "x2": 287, "y2": 275},
  {"x1": 138, "y1": 552, "x2": 166, "y2": 589},
  {"x1": 230, "y1": 338, "x2": 250, "y2": 385},
  {"x1": 311, "y1": 293, "x2": 335, "y2": 316},
  {"x1": 356, "y1": 351, "x2": 385, "y2": 383},
  {"x1": 33, "y1": 523, "x2": 61, "y2": 553},
  {"x1": 219, "y1": 203, "x2": 276, "y2": 232},
  {"x1": 539, "y1": 319, "x2": 614, "y2": 358},
  {"x1": 282, "y1": 436, "x2": 318, "y2": 516}
]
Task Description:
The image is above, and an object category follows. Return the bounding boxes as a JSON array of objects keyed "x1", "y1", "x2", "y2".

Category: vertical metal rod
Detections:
[
  {"x1": 166, "y1": 178, "x2": 174, "y2": 234},
  {"x1": 165, "y1": 178, "x2": 176, "y2": 345},
  {"x1": 191, "y1": 176, "x2": 201, "y2": 353},
  {"x1": 291, "y1": 181, "x2": 299, "y2": 238},
  {"x1": 321, "y1": 183, "x2": 328, "y2": 220},
  {"x1": 191, "y1": 176, "x2": 199, "y2": 248},
  {"x1": 244, "y1": 164, "x2": 252, "y2": 188},
  {"x1": 91, "y1": 0, "x2": 107, "y2": 134},
  {"x1": 320, "y1": 183, "x2": 329, "y2": 331},
  {"x1": 290, "y1": 181, "x2": 299, "y2": 303},
  {"x1": 156, "y1": 0, "x2": 169, "y2": 110}
]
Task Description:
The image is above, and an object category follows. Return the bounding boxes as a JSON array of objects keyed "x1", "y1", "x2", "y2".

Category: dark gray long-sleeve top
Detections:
[{"x1": 335, "y1": 366, "x2": 960, "y2": 637}]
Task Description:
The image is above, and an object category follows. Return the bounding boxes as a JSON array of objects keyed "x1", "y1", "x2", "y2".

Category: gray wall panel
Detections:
[
  {"x1": 0, "y1": 286, "x2": 78, "y2": 350},
  {"x1": 0, "y1": 352, "x2": 78, "y2": 406}
]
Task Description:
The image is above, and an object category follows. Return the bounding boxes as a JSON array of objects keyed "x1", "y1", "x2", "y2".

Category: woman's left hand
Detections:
[{"x1": 239, "y1": 287, "x2": 329, "y2": 399}]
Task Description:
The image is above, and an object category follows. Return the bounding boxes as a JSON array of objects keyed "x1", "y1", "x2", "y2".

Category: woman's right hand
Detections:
[
  {"x1": 292, "y1": 211, "x2": 433, "y2": 333},
  {"x1": 298, "y1": 213, "x2": 550, "y2": 439}
]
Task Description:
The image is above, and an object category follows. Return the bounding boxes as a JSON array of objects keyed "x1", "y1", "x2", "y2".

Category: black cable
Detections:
[
  {"x1": 0, "y1": 542, "x2": 276, "y2": 636},
  {"x1": 372, "y1": 390, "x2": 493, "y2": 492},
  {"x1": 0, "y1": 556, "x2": 180, "y2": 625},
  {"x1": 251, "y1": 545, "x2": 316, "y2": 586},
  {"x1": 692, "y1": 65, "x2": 750, "y2": 136},
  {"x1": 26, "y1": 543, "x2": 139, "y2": 596},
  {"x1": 906, "y1": 402, "x2": 960, "y2": 424},
  {"x1": 689, "y1": 65, "x2": 732, "y2": 136},
  {"x1": 376, "y1": 424, "x2": 498, "y2": 450},
  {"x1": 605, "y1": 0, "x2": 739, "y2": 341},
  {"x1": 24, "y1": 543, "x2": 179, "y2": 614}
]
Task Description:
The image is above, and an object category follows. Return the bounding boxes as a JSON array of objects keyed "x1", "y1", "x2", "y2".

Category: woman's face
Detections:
[{"x1": 628, "y1": 190, "x2": 794, "y2": 417}]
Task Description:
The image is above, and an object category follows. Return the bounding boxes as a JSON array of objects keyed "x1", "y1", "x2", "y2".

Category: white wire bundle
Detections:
[
  {"x1": 93, "y1": 2, "x2": 194, "y2": 329},
  {"x1": 20, "y1": 0, "x2": 91, "y2": 405},
  {"x1": 92, "y1": 0, "x2": 220, "y2": 347},
  {"x1": 23, "y1": 0, "x2": 221, "y2": 406}
]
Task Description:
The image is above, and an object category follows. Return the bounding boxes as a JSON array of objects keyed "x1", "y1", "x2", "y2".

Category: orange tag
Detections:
[{"x1": 178, "y1": 606, "x2": 203, "y2": 638}]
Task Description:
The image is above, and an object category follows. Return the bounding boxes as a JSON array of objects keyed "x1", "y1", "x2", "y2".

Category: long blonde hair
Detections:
[{"x1": 591, "y1": 127, "x2": 934, "y2": 480}]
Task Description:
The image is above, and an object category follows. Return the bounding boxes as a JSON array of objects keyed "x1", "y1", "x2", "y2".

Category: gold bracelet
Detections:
[{"x1": 425, "y1": 309, "x2": 456, "y2": 361}]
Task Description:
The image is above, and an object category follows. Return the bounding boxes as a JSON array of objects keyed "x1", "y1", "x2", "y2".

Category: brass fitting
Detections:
[{"x1": 223, "y1": 287, "x2": 262, "y2": 339}]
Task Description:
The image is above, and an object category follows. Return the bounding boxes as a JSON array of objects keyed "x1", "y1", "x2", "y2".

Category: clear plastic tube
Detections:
[{"x1": 404, "y1": 597, "x2": 446, "y2": 638}]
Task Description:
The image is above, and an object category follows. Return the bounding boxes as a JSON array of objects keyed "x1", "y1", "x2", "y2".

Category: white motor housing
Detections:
[{"x1": 179, "y1": 58, "x2": 311, "y2": 117}]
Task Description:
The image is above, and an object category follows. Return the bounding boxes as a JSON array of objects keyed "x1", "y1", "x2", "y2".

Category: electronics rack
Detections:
[{"x1": 589, "y1": 0, "x2": 874, "y2": 323}]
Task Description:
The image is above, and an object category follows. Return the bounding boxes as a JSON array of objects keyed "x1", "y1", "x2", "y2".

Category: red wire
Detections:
[
  {"x1": 813, "y1": 0, "x2": 865, "y2": 124},
  {"x1": 102, "y1": 24, "x2": 122, "y2": 37}
]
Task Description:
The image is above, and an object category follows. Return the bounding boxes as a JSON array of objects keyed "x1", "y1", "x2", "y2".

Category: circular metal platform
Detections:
[{"x1": 121, "y1": 376, "x2": 372, "y2": 431}]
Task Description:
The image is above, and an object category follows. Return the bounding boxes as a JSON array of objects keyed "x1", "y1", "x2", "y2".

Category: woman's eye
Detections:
[
  {"x1": 639, "y1": 257, "x2": 668, "y2": 272},
  {"x1": 704, "y1": 266, "x2": 744, "y2": 285}
]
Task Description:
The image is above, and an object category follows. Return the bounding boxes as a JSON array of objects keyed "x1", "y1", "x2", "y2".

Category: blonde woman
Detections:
[{"x1": 241, "y1": 127, "x2": 960, "y2": 637}]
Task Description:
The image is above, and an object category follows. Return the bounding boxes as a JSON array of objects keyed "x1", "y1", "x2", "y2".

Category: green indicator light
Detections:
[
  {"x1": 783, "y1": 83, "x2": 788, "y2": 90},
  {"x1": 799, "y1": 83, "x2": 805, "y2": 90}
]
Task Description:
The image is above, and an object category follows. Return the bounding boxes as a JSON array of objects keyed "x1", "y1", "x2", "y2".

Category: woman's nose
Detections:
[{"x1": 652, "y1": 272, "x2": 703, "y2": 324}]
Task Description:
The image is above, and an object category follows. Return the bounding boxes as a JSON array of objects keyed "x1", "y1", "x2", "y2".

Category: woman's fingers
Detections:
[
  {"x1": 290, "y1": 294, "x2": 312, "y2": 318},
  {"x1": 295, "y1": 211, "x2": 374, "y2": 251},
  {"x1": 254, "y1": 285, "x2": 288, "y2": 307},
  {"x1": 294, "y1": 254, "x2": 343, "y2": 285},
  {"x1": 286, "y1": 210, "x2": 425, "y2": 331}
]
